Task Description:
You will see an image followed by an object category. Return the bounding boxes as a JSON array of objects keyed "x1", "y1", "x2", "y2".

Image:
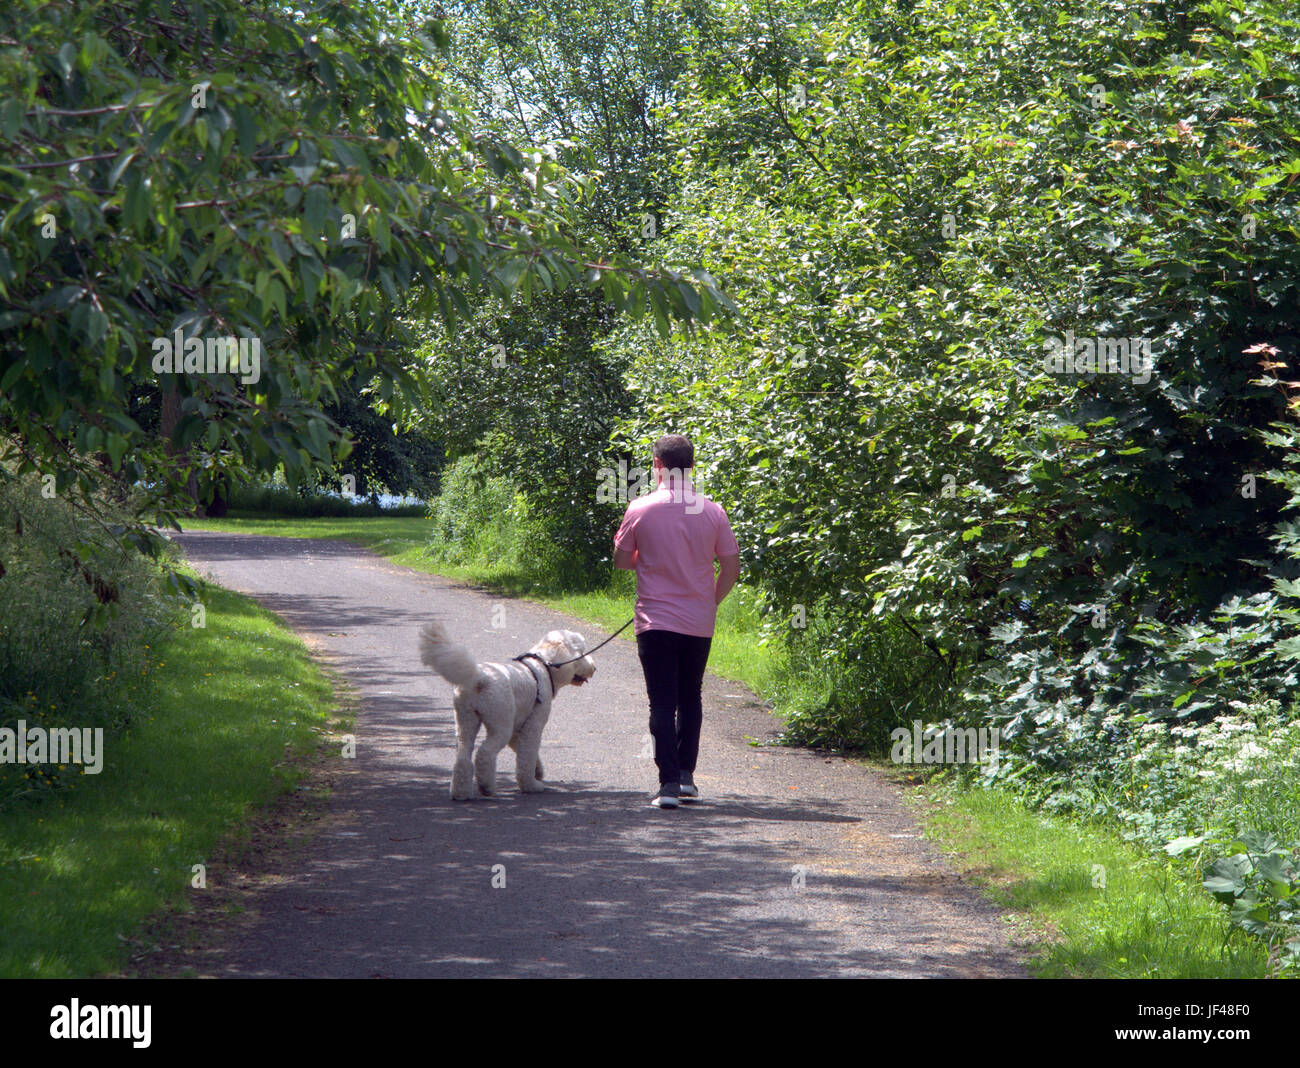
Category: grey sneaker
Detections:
[
  {"x1": 679, "y1": 773, "x2": 699, "y2": 801},
  {"x1": 651, "y1": 784, "x2": 680, "y2": 809}
]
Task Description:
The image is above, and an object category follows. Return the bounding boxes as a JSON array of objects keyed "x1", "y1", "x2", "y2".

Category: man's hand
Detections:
[
  {"x1": 613, "y1": 547, "x2": 637, "y2": 570},
  {"x1": 715, "y1": 553, "x2": 740, "y2": 604}
]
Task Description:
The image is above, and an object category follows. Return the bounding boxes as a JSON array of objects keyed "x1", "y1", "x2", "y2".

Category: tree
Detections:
[
  {"x1": 0, "y1": 0, "x2": 733, "y2": 554},
  {"x1": 320, "y1": 380, "x2": 444, "y2": 501},
  {"x1": 416, "y1": 0, "x2": 715, "y2": 571},
  {"x1": 601, "y1": 0, "x2": 1300, "y2": 750}
]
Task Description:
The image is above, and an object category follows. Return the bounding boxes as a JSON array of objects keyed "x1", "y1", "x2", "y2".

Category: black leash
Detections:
[{"x1": 547, "y1": 617, "x2": 635, "y2": 667}]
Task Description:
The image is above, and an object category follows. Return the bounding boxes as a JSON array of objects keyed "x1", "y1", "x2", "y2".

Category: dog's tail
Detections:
[{"x1": 418, "y1": 621, "x2": 480, "y2": 689}]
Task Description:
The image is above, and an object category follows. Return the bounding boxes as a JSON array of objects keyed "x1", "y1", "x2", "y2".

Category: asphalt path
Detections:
[{"x1": 173, "y1": 530, "x2": 1026, "y2": 978}]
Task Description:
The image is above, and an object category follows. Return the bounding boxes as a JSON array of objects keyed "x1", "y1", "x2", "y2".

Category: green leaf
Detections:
[
  {"x1": 1163, "y1": 835, "x2": 1204, "y2": 856},
  {"x1": 104, "y1": 432, "x2": 127, "y2": 470},
  {"x1": 107, "y1": 149, "x2": 138, "y2": 189},
  {"x1": 234, "y1": 103, "x2": 257, "y2": 156},
  {"x1": 1204, "y1": 855, "x2": 1251, "y2": 899},
  {"x1": 303, "y1": 184, "x2": 329, "y2": 238}
]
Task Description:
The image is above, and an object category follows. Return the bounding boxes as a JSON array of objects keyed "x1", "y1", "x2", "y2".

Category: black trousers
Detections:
[{"x1": 636, "y1": 629, "x2": 713, "y2": 786}]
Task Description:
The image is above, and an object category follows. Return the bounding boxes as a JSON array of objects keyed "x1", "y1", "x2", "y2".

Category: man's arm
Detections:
[
  {"x1": 613, "y1": 547, "x2": 637, "y2": 570},
  {"x1": 715, "y1": 553, "x2": 740, "y2": 604}
]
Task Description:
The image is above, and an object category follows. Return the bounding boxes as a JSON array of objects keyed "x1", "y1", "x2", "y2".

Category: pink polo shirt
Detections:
[{"x1": 614, "y1": 476, "x2": 739, "y2": 637}]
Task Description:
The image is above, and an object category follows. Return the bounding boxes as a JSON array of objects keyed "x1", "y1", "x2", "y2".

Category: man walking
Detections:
[{"x1": 613, "y1": 435, "x2": 740, "y2": 808}]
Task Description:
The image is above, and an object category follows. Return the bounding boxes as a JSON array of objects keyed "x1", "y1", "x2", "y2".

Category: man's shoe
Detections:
[
  {"x1": 651, "y1": 784, "x2": 680, "y2": 809},
  {"x1": 679, "y1": 773, "x2": 700, "y2": 802}
]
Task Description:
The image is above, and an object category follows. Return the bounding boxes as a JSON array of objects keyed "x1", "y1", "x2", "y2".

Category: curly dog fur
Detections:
[{"x1": 419, "y1": 621, "x2": 595, "y2": 800}]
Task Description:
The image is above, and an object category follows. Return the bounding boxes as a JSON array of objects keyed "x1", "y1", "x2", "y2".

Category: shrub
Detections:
[
  {"x1": 0, "y1": 472, "x2": 182, "y2": 807},
  {"x1": 771, "y1": 597, "x2": 956, "y2": 752},
  {"x1": 425, "y1": 456, "x2": 522, "y2": 567}
]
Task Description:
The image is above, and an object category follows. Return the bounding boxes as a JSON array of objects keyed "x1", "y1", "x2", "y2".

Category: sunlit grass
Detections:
[
  {"x1": 0, "y1": 581, "x2": 341, "y2": 977},
  {"x1": 181, "y1": 513, "x2": 431, "y2": 568},
  {"x1": 909, "y1": 775, "x2": 1268, "y2": 978}
]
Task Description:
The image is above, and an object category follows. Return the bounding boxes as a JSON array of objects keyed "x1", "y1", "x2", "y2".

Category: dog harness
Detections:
[{"x1": 512, "y1": 652, "x2": 555, "y2": 708}]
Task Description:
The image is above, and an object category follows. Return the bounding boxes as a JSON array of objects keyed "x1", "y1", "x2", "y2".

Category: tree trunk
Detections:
[{"x1": 160, "y1": 383, "x2": 204, "y2": 517}]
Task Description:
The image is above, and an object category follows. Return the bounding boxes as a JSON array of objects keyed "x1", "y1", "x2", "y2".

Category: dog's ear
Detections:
[{"x1": 535, "y1": 634, "x2": 564, "y2": 659}]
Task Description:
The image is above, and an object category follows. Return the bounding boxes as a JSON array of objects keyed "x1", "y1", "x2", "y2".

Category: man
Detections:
[{"x1": 613, "y1": 434, "x2": 740, "y2": 808}]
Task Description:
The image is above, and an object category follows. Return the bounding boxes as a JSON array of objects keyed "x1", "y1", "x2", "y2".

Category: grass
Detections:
[
  {"x1": 0, "y1": 578, "x2": 345, "y2": 978},
  {"x1": 183, "y1": 511, "x2": 1271, "y2": 977},
  {"x1": 907, "y1": 772, "x2": 1270, "y2": 978}
]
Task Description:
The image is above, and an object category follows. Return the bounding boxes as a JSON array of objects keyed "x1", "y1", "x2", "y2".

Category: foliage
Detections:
[
  {"x1": 317, "y1": 380, "x2": 445, "y2": 501},
  {"x1": 425, "y1": 454, "x2": 519, "y2": 565},
  {"x1": 443, "y1": 0, "x2": 693, "y2": 245},
  {"x1": 0, "y1": 0, "x2": 732, "y2": 550},
  {"x1": 599, "y1": 0, "x2": 1300, "y2": 756},
  {"x1": 768, "y1": 596, "x2": 955, "y2": 751},
  {"x1": 419, "y1": 0, "x2": 724, "y2": 568},
  {"x1": 0, "y1": 471, "x2": 182, "y2": 807},
  {"x1": 1197, "y1": 831, "x2": 1300, "y2": 977},
  {"x1": 0, "y1": 580, "x2": 340, "y2": 977},
  {"x1": 425, "y1": 454, "x2": 599, "y2": 589},
  {"x1": 417, "y1": 285, "x2": 634, "y2": 574},
  {"x1": 224, "y1": 480, "x2": 427, "y2": 518}
]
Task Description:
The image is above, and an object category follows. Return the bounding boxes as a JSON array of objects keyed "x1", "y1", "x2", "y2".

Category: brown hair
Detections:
[{"x1": 652, "y1": 434, "x2": 694, "y2": 470}]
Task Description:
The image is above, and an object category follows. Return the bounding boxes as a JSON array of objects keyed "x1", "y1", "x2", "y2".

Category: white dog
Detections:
[{"x1": 418, "y1": 621, "x2": 595, "y2": 800}]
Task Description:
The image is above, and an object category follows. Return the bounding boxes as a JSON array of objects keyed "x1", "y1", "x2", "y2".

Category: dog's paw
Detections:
[{"x1": 518, "y1": 780, "x2": 557, "y2": 793}]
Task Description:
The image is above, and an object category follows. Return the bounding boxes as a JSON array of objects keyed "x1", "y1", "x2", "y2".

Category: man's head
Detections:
[{"x1": 652, "y1": 434, "x2": 694, "y2": 473}]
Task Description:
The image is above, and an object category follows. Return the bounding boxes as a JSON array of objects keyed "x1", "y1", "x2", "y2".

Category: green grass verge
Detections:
[
  {"x1": 0, "y1": 579, "x2": 343, "y2": 978},
  {"x1": 908, "y1": 774, "x2": 1269, "y2": 978}
]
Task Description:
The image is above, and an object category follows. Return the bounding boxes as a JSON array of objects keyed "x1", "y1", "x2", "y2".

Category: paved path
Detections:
[{"x1": 172, "y1": 531, "x2": 1025, "y2": 978}]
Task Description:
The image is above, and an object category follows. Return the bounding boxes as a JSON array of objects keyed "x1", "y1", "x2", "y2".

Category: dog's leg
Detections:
[
  {"x1": 513, "y1": 713, "x2": 552, "y2": 793},
  {"x1": 507, "y1": 732, "x2": 543, "y2": 781},
  {"x1": 474, "y1": 723, "x2": 510, "y2": 796},
  {"x1": 451, "y1": 704, "x2": 480, "y2": 801}
]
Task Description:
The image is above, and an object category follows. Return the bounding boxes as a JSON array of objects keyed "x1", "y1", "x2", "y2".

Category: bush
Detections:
[
  {"x1": 425, "y1": 456, "x2": 522, "y2": 565},
  {"x1": 771, "y1": 597, "x2": 956, "y2": 751},
  {"x1": 425, "y1": 456, "x2": 611, "y2": 592},
  {"x1": 0, "y1": 472, "x2": 182, "y2": 808}
]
